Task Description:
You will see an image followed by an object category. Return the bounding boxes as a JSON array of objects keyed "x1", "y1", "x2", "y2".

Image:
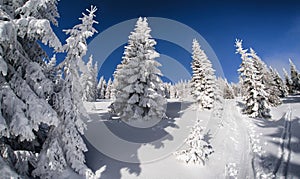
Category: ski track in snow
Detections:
[
  {"x1": 208, "y1": 99, "x2": 253, "y2": 178},
  {"x1": 243, "y1": 97, "x2": 300, "y2": 179},
  {"x1": 273, "y1": 105, "x2": 293, "y2": 178}
]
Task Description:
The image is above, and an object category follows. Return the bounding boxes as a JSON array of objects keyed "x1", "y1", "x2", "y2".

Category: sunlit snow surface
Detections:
[{"x1": 69, "y1": 96, "x2": 300, "y2": 179}]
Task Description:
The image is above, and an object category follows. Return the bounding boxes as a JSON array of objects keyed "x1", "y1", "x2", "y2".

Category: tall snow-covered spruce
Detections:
[
  {"x1": 0, "y1": 0, "x2": 62, "y2": 177},
  {"x1": 105, "y1": 78, "x2": 113, "y2": 99},
  {"x1": 249, "y1": 48, "x2": 281, "y2": 107},
  {"x1": 269, "y1": 66, "x2": 287, "y2": 98},
  {"x1": 174, "y1": 39, "x2": 215, "y2": 165},
  {"x1": 81, "y1": 55, "x2": 98, "y2": 102},
  {"x1": 190, "y1": 39, "x2": 216, "y2": 109},
  {"x1": 33, "y1": 6, "x2": 98, "y2": 178},
  {"x1": 236, "y1": 39, "x2": 271, "y2": 118},
  {"x1": 97, "y1": 76, "x2": 106, "y2": 99},
  {"x1": 289, "y1": 59, "x2": 300, "y2": 93},
  {"x1": 216, "y1": 78, "x2": 235, "y2": 99},
  {"x1": 112, "y1": 17, "x2": 166, "y2": 121},
  {"x1": 283, "y1": 68, "x2": 293, "y2": 94}
]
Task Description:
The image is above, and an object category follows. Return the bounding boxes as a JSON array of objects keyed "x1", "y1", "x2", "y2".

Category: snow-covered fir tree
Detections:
[
  {"x1": 105, "y1": 78, "x2": 113, "y2": 99},
  {"x1": 269, "y1": 66, "x2": 288, "y2": 98},
  {"x1": 174, "y1": 119, "x2": 213, "y2": 165},
  {"x1": 92, "y1": 61, "x2": 99, "y2": 98},
  {"x1": 218, "y1": 78, "x2": 235, "y2": 99},
  {"x1": 190, "y1": 39, "x2": 216, "y2": 109},
  {"x1": 169, "y1": 84, "x2": 176, "y2": 99},
  {"x1": 0, "y1": 0, "x2": 62, "y2": 177},
  {"x1": 161, "y1": 83, "x2": 170, "y2": 99},
  {"x1": 100, "y1": 78, "x2": 107, "y2": 99},
  {"x1": 249, "y1": 49, "x2": 281, "y2": 107},
  {"x1": 112, "y1": 17, "x2": 166, "y2": 121},
  {"x1": 231, "y1": 82, "x2": 243, "y2": 97},
  {"x1": 289, "y1": 59, "x2": 300, "y2": 93},
  {"x1": 110, "y1": 83, "x2": 116, "y2": 100},
  {"x1": 97, "y1": 76, "x2": 106, "y2": 99},
  {"x1": 175, "y1": 81, "x2": 184, "y2": 99},
  {"x1": 283, "y1": 68, "x2": 293, "y2": 94},
  {"x1": 33, "y1": 6, "x2": 98, "y2": 178},
  {"x1": 236, "y1": 39, "x2": 271, "y2": 118},
  {"x1": 45, "y1": 54, "x2": 58, "y2": 81},
  {"x1": 81, "y1": 55, "x2": 97, "y2": 102},
  {"x1": 173, "y1": 80, "x2": 190, "y2": 100}
]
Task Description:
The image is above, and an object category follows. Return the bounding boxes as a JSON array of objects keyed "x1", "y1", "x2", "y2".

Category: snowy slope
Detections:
[
  {"x1": 244, "y1": 95, "x2": 300, "y2": 178},
  {"x1": 80, "y1": 96, "x2": 300, "y2": 179}
]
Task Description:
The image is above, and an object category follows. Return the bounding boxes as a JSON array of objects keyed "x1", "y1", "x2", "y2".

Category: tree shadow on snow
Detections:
[
  {"x1": 83, "y1": 101, "x2": 192, "y2": 179},
  {"x1": 83, "y1": 136, "x2": 142, "y2": 179},
  {"x1": 250, "y1": 96, "x2": 300, "y2": 178},
  {"x1": 253, "y1": 117, "x2": 300, "y2": 178},
  {"x1": 282, "y1": 95, "x2": 300, "y2": 104},
  {"x1": 236, "y1": 101, "x2": 245, "y2": 111}
]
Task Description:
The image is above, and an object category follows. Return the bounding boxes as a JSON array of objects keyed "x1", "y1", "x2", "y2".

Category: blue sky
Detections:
[{"x1": 49, "y1": 0, "x2": 300, "y2": 83}]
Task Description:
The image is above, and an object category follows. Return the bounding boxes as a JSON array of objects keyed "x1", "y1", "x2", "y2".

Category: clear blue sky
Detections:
[{"x1": 49, "y1": 0, "x2": 300, "y2": 83}]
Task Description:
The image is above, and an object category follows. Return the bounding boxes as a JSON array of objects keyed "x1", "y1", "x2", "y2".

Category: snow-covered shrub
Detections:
[{"x1": 174, "y1": 120, "x2": 213, "y2": 165}]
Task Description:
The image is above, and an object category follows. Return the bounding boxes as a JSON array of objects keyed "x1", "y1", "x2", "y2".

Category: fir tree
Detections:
[
  {"x1": 283, "y1": 68, "x2": 293, "y2": 94},
  {"x1": 105, "y1": 78, "x2": 113, "y2": 99},
  {"x1": 190, "y1": 39, "x2": 216, "y2": 109},
  {"x1": 169, "y1": 85, "x2": 176, "y2": 99},
  {"x1": 269, "y1": 67, "x2": 288, "y2": 98},
  {"x1": 174, "y1": 80, "x2": 191, "y2": 100},
  {"x1": 110, "y1": 81, "x2": 116, "y2": 100},
  {"x1": 0, "y1": 0, "x2": 61, "y2": 176},
  {"x1": 249, "y1": 49, "x2": 281, "y2": 107},
  {"x1": 289, "y1": 59, "x2": 300, "y2": 93},
  {"x1": 81, "y1": 55, "x2": 97, "y2": 102},
  {"x1": 236, "y1": 39, "x2": 270, "y2": 118},
  {"x1": 112, "y1": 17, "x2": 166, "y2": 121},
  {"x1": 97, "y1": 76, "x2": 106, "y2": 99},
  {"x1": 218, "y1": 78, "x2": 234, "y2": 99},
  {"x1": 163, "y1": 83, "x2": 171, "y2": 99},
  {"x1": 100, "y1": 79, "x2": 106, "y2": 99},
  {"x1": 231, "y1": 82, "x2": 243, "y2": 97},
  {"x1": 92, "y1": 61, "x2": 99, "y2": 98},
  {"x1": 33, "y1": 6, "x2": 98, "y2": 178},
  {"x1": 45, "y1": 54, "x2": 57, "y2": 81}
]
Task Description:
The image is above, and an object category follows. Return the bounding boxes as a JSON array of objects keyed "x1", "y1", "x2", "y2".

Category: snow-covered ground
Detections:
[
  {"x1": 245, "y1": 95, "x2": 300, "y2": 178},
  {"x1": 80, "y1": 96, "x2": 300, "y2": 179}
]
